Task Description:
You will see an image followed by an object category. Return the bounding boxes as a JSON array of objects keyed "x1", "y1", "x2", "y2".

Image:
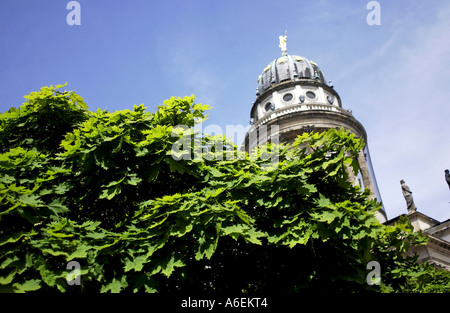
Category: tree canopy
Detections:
[{"x1": 0, "y1": 84, "x2": 449, "y2": 293}]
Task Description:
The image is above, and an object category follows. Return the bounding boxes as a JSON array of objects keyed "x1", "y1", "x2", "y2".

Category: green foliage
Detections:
[
  {"x1": 0, "y1": 83, "x2": 88, "y2": 154},
  {"x1": 408, "y1": 263, "x2": 450, "y2": 293},
  {"x1": 373, "y1": 216, "x2": 450, "y2": 293},
  {"x1": 0, "y1": 85, "x2": 448, "y2": 293}
]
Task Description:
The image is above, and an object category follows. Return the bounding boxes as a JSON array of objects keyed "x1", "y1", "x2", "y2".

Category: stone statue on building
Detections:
[
  {"x1": 400, "y1": 179, "x2": 417, "y2": 214},
  {"x1": 279, "y1": 34, "x2": 287, "y2": 54},
  {"x1": 445, "y1": 169, "x2": 450, "y2": 189}
]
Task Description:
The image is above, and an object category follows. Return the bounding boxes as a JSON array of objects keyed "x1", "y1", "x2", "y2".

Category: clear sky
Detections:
[{"x1": 1, "y1": 0, "x2": 449, "y2": 221}]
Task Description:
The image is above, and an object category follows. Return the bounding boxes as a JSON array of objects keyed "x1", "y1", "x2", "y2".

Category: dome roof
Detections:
[{"x1": 256, "y1": 54, "x2": 327, "y2": 98}]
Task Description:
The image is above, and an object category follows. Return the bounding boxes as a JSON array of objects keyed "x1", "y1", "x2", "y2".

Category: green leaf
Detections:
[
  {"x1": 67, "y1": 245, "x2": 90, "y2": 260},
  {"x1": 41, "y1": 248, "x2": 69, "y2": 258},
  {"x1": 124, "y1": 255, "x2": 147, "y2": 272},
  {"x1": 159, "y1": 256, "x2": 185, "y2": 278},
  {"x1": 13, "y1": 279, "x2": 41, "y2": 293},
  {"x1": 97, "y1": 239, "x2": 120, "y2": 251},
  {"x1": 297, "y1": 183, "x2": 317, "y2": 195},
  {"x1": 18, "y1": 193, "x2": 43, "y2": 207},
  {"x1": 99, "y1": 185, "x2": 121, "y2": 200},
  {"x1": 80, "y1": 220, "x2": 102, "y2": 231},
  {"x1": 318, "y1": 194, "x2": 331, "y2": 206},
  {"x1": 311, "y1": 210, "x2": 342, "y2": 224},
  {"x1": 0, "y1": 231, "x2": 35, "y2": 246},
  {"x1": 85, "y1": 231, "x2": 106, "y2": 239},
  {"x1": 0, "y1": 254, "x2": 20, "y2": 270},
  {"x1": 221, "y1": 224, "x2": 247, "y2": 237},
  {"x1": 47, "y1": 199, "x2": 70, "y2": 214},
  {"x1": 126, "y1": 174, "x2": 142, "y2": 186},
  {"x1": 0, "y1": 272, "x2": 16, "y2": 285},
  {"x1": 100, "y1": 276, "x2": 128, "y2": 293},
  {"x1": 54, "y1": 183, "x2": 70, "y2": 195},
  {"x1": 195, "y1": 237, "x2": 218, "y2": 261},
  {"x1": 0, "y1": 174, "x2": 15, "y2": 184},
  {"x1": 243, "y1": 228, "x2": 264, "y2": 245},
  {"x1": 44, "y1": 230, "x2": 73, "y2": 238}
]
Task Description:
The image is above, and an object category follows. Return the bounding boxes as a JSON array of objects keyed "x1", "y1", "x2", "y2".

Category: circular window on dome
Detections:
[
  {"x1": 306, "y1": 91, "x2": 316, "y2": 99},
  {"x1": 282, "y1": 93, "x2": 293, "y2": 102},
  {"x1": 265, "y1": 102, "x2": 275, "y2": 112}
]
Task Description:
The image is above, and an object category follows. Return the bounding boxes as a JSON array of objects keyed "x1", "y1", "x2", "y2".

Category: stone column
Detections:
[
  {"x1": 357, "y1": 150, "x2": 375, "y2": 198},
  {"x1": 344, "y1": 151, "x2": 360, "y2": 187}
]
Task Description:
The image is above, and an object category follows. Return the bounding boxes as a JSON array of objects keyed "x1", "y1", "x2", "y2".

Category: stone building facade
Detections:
[
  {"x1": 386, "y1": 208, "x2": 450, "y2": 270},
  {"x1": 244, "y1": 37, "x2": 450, "y2": 271},
  {"x1": 244, "y1": 37, "x2": 387, "y2": 223}
]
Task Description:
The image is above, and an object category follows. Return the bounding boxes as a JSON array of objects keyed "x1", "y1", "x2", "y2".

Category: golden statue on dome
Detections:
[{"x1": 279, "y1": 33, "x2": 287, "y2": 55}]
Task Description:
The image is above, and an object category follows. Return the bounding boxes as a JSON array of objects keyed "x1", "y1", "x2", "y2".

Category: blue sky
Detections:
[{"x1": 1, "y1": 0, "x2": 450, "y2": 221}]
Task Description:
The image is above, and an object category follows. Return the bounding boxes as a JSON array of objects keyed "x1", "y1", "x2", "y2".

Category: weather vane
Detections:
[{"x1": 279, "y1": 30, "x2": 287, "y2": 55}]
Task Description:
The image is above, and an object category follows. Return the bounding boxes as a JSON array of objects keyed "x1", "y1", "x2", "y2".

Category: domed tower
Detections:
[{"x1": 244, "y1": 35, "x2": 387, "y2": 223}]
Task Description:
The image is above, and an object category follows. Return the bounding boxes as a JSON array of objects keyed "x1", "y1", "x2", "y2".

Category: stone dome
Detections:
[{"x1": 256, "y1": 54, "x2": 327, "y2": 99}]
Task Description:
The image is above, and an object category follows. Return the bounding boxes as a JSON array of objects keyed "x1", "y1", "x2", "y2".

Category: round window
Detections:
[
  {"x1": 282, "y1": 93, "x2": 293, "y2": 102},
  {"x1": 265, "y1": 102, "x2": 274, "y2": 111},
  {"x1": 306, "y1": 91, "x2": 316, "y2": 99}
]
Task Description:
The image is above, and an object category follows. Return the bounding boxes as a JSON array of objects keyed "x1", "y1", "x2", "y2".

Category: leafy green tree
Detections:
[
  {"x1": 373, "y1": 216, "x2": 450, "y2": 293},
  {"x1": 0, "y1": 83, "x2": 88, "y2": 154},
  {"x1": 0, "y1": 85, "x2": 448, "y2": 293}
]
